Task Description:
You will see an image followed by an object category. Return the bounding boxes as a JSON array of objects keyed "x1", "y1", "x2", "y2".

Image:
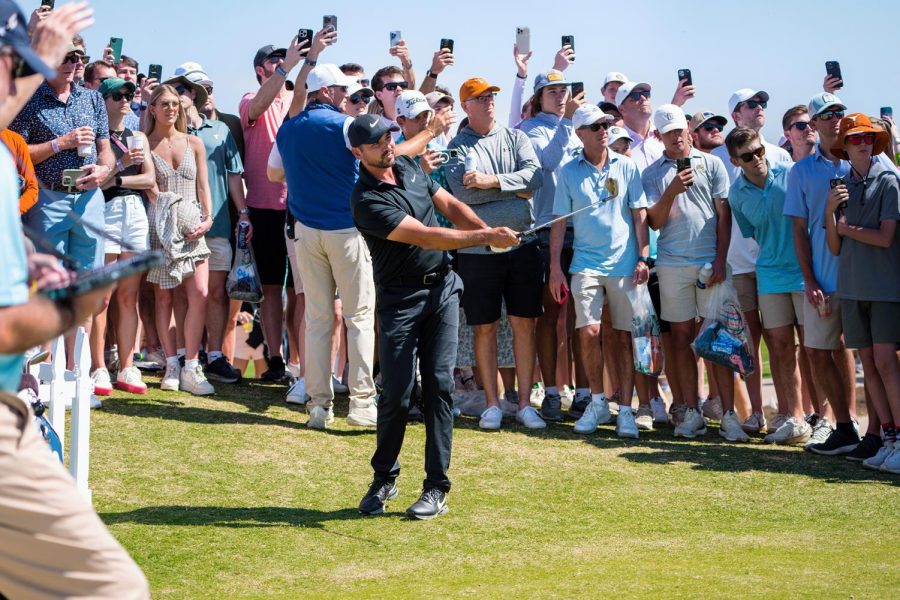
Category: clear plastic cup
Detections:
[
  {"x1": 127, "y1": 135, "x2": 144, "y2": 150},
  {"x1": 77, "y1": 143, "x2": 92, "y2": 157},
  {"x1": 817, "y1": 294, "x2": 833, "y2": 318}
]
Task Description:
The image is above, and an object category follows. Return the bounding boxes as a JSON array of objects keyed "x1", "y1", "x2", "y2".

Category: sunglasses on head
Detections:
[
  {"x1": 384, "y1": 81, "x2": 410, "y2": 91},
  {"x1": 817, "y1": 110, "x2": 845, "y2": 122},
  {"x1": 788, "y1": 121, "x2": 810, "y2": 131},
  {"x1": 582, "y1": 121, "x2": 611, "y2": 132},
  {"x1": 110, "y1": 91, "x2": 134, "y2": 102},
  {"x1": 626, "y1": 90, "x2": 651, "y2": 102},
  {"x1": 701, "y1": 123, "x2": 723, "y2": 133},
  {"x1": 846, "y1": 133, "x2": 876, "y2": 145},
  {"x1": 743, "y1": 100, "x2": 767, "y2": 110},
  {"x1": 737, "y1": 146, "x2": 766, "y2": 163}
]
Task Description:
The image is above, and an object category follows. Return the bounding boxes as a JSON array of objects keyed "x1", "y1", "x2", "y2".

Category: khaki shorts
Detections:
[
  {"x1": 571, "y1": 273, "x2": 634, "y2": 331},
  {"x1": 289, "y1": 236, "x2": 304, "y2": 294},
  {"x1": 802, "y1": 293, "x2": 843, "y2": 350},
  {"x1": 656, "y1": 264, "x2": 733, "y2": 323},
  {"x1": 206, "y1": 236, "x2": 233, "y2": 272},
  {"x1": 732, "y1": 273, "x2": 758, "y2": 312},
  {"x1": 759, "y1": 292, "x2": 805, "y2": 329}
]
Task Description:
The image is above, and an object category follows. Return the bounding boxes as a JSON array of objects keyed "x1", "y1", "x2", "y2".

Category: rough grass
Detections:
[{"x1": 90, "y1": 376, "x2": 897, "y2": 599}]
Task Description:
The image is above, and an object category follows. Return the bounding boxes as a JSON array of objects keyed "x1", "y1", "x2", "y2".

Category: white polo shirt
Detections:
[{"x1": 623, "y1": 122, "x2": 665, "y2": 172}]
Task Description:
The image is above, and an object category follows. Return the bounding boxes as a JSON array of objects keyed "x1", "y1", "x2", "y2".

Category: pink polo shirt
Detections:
[{"x1": 239, "y1": 90, "x2": 291, "y2": 210}]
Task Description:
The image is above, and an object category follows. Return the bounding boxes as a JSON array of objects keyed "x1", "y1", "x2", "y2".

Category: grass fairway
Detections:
[{"x1": 91, "y1": 377, "x2": 897, "y2": 599}]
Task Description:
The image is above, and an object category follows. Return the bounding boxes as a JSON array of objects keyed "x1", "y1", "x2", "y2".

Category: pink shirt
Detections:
[{"x1": 239, "y1": 90, "x2": 291, "y2": 210}]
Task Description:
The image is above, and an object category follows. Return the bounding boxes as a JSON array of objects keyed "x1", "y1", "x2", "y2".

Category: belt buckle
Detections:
[{"x1": 422, "y1": 272, "x2": 438, "y2": 286}]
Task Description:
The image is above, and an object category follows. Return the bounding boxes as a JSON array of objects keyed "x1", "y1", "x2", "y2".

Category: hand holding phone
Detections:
[
  {"x1": 677, "y1": 68, "x2": 692, "y2": 87},
  {"x1": 515, "y1": 26, "x2": 530, "y2": 55},
  {"x1": 323, "y1": 15, "x2": 337, "y2": 32},
  {"x1": 439, "y1": 38, "x2": 454, "y2": 53},
  {"x1": 561, "y1": 35, "x2": 575, "y2": 62},
  {"x1": 825, "y1": 61, "x2": 843, "y2": 88},
  {"x1": 390, "y1": 30, "x2": 402, "y2": 47},
  {"x1": 109, "y1": 37, "x2": 123, "y2": 64},
  {"x1": 570, "y1": 81, "x2": 584, "y2": 99},
  {"x1": 881, "y1": 106, "x2": 893, "y2": 120},
  {"x1": 147, "y1": 64, "x2": 162, "y2": 81}
]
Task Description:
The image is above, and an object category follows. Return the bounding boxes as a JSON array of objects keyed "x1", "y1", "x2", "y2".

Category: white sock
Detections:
[
  {"x1": 166, "y1": 356, "x2": 180, "y2": 367},
  {"x1": 208, "y1": 350, "x2": 224, "y2": 361},
  {"x1": 177, "y1": 348, "x2": 186, "y2": 358},
  {"x1": 545, "y1": 386, "x2": 559, "y2": 395},
  {"x1": 592, "y1": 393, "x2": 606, "y2": 403},
  {"x1": 185, "y1": 358, "x2": 199, "y2": 369}
]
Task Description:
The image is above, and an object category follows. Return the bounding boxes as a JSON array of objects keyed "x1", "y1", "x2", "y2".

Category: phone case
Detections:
[
  {"x1": 515, "y1": 27, "x2": 530, "y2": 54},
  {"x1": 109, "y1": 38, "x2": 123, "y2": 63},
  {"x1": 390, "y1": 31, "x2": 401, "y2": 46}
]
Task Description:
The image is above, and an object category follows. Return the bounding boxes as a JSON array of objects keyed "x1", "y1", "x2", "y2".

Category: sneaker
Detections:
[
  {"x1": 741, "y1": 411, "x2": 767, "y2": 434},
  {"x1": 616, "y1": 407, "x2": 639, "y2": 439},
  {"x1": 805, "y1": 416, "x2": 834, "y2": 449},
  {"x1": 540, "y1": 392, "x2": 563, "y2": 422},
  {"x1": 805, "y1": 413, "x2": 819, "y2": 427},
  {"x1": 863, "y1": 442, "x2": 894, "y2": 471},
  {"x1": 407, "y1": 405, "x2": 424, "y2": 423},
  {"x1": 529, "y1": 382, "x2": 545, "y2": 405},
  {"x1": 674, "y1": 407, "x2": 707, "y2": 439},
  {"x1": 405, "y1": 488, "x2": 449, "y2": 520},
  {"x1": 516, "y1": 406, "x2": 547, "y2": 429},
  {"x1": 90, "y1": 368, "x2": 113, "y2": 396},
  {"x1": 332, "y1": 375, "x2": 349, "y2": 394},
  {"x1": 500, "y1": 390, "x2": 519, "y2": 417},
  {"x1": 879, "y1": 446, "x2": 900, "y2": 474},
  {"x1": 307, "y1": 404, "x2": 334, "y2": 430},
  {"x1": 286, "y1": 362, "x2": 302, "y2": 378},
  {"x1": 358, "y1": 479, "x2": 398, "y2": 516},
  {"x1": 285, "y1": 377, "x2": 307, "y2": 405},
  {"x1": 568, "y1": 390, "x2": 591, "y2": 420},
  {"x1": 701, "y1": 396, "x2": 724, "y2": 421},
  {"x1": 560, "y1": 386, "x2": 575, "y2": 407},
  {"x1": 669, "y1": 403, "x2": 688, "y2": 426},
  {"x1": 205, "y1": 356, "x2": 241, "y2": 384},
  {"x1": 89, "y1": 393, "x2": 102, "y2": 409},
  {"x1": 573, "y1": 397, "x2": 612, "y2": 434},
  {"x1": 845, "y1": 434, "x2": 883, "y2": 462},
  {"x1": 634, "y1": 404, "x2": 654, "y2": 431},
  {"x1": 809, "y1": 426, "x2": 860, "y2": 456},
  {"x1": 160, "y1": 363, "x2": 181, "y2": 391},
  {"x1": 135, "y1": 349, "x2": 165, "y2": 372},
  {"x1": 478, "y1": 405, "x2": 502, "y2": 430},
  {"x1": 260, "y1": 356, "x2": 288, "y2": 383},
  {"x1": 768, "y1": 414, "x2": 788, "y2": 434},
  {"x1": 114, "y1": 366, "x2": 147, "y2": 394},
  {"x1": 719, "y1": 410, "x2": 749, "y2": 442},
  {"x1": 180, "y1": 364, "x2": 215, "y2": 396},
  {"x1": 608, "y1": 391, "x2": 621, "y2": 415},
  {"x1": 764, "y1": 417, "x2": 811, "y2": 445},
  {"x1": 347, "y1": 400, "x2": 377, "y2": 427},
  {"x1": 649, "y1": 396, "x2": 668, "y2": 425}
]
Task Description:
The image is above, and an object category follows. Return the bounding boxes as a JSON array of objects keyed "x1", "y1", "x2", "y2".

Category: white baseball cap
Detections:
[
  {"x1": 615, "y1": 81, "x2": 652, "y2": 107},
  {"x1": 572, "y1": 105, "x2": 616, "y2": 130},
  {"x1": 174, "y1": 61, "x2": 212, "y2": 86},
  {"x1": 395, "y1": 90, "x2": 432, "y2": 120},
  {"x1": 727, "y1": 88, "x2": 770, "y2": 115},
  {"x1": 608, "y1": 126, "x2": 633, "y2": 146},
  {"x1": 602, "y1": 71, "x2": 628, "y2": 87},
  {"x1": 653, "y1": 104, "x2": 688, "y2": 134},
  {"x1": 306, "y1": 64, "x2": 357, "y2": 93}
]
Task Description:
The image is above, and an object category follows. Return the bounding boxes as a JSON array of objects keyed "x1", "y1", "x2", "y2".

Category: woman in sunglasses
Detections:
[{"x1": 824, "y1": 113, "x2": 900, "y2": 474}]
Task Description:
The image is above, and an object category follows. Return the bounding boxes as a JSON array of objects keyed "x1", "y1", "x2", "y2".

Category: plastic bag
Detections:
[
  {"x1": 692, "y1": 281, "x2": 755, "y2": 375},
  {"x1": 627, "y1": 284, "x2": 664, "y2": 376},
  {"x1": 226, "y1": 222, "x2": 264, "y2": 303}
]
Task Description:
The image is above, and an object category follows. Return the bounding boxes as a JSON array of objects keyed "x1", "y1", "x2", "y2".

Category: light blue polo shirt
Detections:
[
  {"x1": 190, "y1": 115, "x2": 244, "y2": 239},
  {"x1": 0, "y1": 147, "x2": 29, "y2": 391},
  {"x1": 553, "y1": 149, "x2": 647, "y2": 276},
  {"x1": 729, "y1": 162, "x2": 803, "y2": 295}
]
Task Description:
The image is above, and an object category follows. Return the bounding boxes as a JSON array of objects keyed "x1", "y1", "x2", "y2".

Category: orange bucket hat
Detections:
[{"x1": 831, "y1": 113, "x2": 890, "y2": 160}]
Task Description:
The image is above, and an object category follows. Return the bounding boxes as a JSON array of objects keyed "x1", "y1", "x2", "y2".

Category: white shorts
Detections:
[
  {"x1": 206, "y1": 237, "x2": 233, "y2": 272},
  {"x1": 103, "y1": 194, "x2": 149, "y2": 255},
  {"x1": 571, "y1": 273, "x2": 634, "y2": 331},
  {"x1": 656, "y1": 264, "x2": 734, "y2": 323}
]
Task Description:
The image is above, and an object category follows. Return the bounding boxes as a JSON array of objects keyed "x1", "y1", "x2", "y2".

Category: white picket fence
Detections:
[{"x1": 29, "y1": 327, "x2": 93, "y2": 502}]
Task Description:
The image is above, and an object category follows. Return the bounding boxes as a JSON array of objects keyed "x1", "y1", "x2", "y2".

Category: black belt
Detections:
[{"x1": 390, "y1": 264, "x2": 451, "y2": 288}]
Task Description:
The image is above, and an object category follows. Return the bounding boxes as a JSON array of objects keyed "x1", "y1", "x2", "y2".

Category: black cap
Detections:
[
  {"x1": 253, "y1": 44, "x2": 286, "y2": 69},
  {"x1": 598, "y1": 101, "x2": 619, "y2": 114},
  {"x1": 348, "y1": 115, "x2": 400, "y2": 147},
  {"x1": 0, "y1": 1, "x2": 55, "y2": 79}
]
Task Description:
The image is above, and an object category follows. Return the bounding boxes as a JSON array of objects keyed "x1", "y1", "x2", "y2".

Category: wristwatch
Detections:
[
  {"x1": 426, "y1": 70, "x2": 438, "y2": 79},
  {"x1": 115, "y1": 175, "x2": 123, "y2": 187},
  {"x1": 304, "y1": 58, "x2": 317, "y2": 68},
  {"x1": 637, "y1": 256, "x2": 650, "y2": 264}
]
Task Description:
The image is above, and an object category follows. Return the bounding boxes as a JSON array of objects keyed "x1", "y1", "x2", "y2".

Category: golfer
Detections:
[{"x1": 349, "y1": 115, "x2": 518, "y2": 519}]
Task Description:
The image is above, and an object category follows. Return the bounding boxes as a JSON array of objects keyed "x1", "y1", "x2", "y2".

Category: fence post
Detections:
[{"x1": 69, "y1": 327, "x2": 92, "y2": 502}]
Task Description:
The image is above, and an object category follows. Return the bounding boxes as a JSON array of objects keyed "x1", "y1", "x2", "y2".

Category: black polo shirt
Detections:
[{"x1": 352, "y1": 155, "x2": 449, "y2": 285}]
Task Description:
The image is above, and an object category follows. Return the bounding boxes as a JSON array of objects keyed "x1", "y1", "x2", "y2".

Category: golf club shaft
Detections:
[{"x1": 517, "y1": 199, "x2": 604, "y2": 239}]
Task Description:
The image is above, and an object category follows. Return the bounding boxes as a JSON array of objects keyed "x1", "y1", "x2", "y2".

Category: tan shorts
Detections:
[
  {"x1": 206, "y1": 236, "x2": 233, "y2": 272},
  {"x1": 571, "y1": 273, "x2": 634, "y2": 331},
  {"x1": 656, "y1": 264, "x2": 734, "y2": 323},
  {"x1": 289, "y1": 236, "x2": 304, "y2": 294},
  {"x1": 0, "y1": 393, "x2": 149, "y2": 599},
  {"x1": 759, "y1": 292, "x2": 805, "y2": 329},
  {"x1": 802, "y1": 293, "x2": 843, "y2": 350},
  {"x1": 732, "y1": 273, "x2": 759, "y2": 312}
]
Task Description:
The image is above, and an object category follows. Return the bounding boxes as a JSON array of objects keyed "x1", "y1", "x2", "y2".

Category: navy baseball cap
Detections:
[
  {"x1": 0, "y1": 1, "x2": 56, "y2": 79},
  {"x1": 253, "y1": 44, "x2": 286, "y2": 69},
  {"x1": 348, "y1": 114, "x2": 399, "y2": 147}
]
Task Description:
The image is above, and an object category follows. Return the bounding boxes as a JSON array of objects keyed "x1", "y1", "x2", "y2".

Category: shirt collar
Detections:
[
  {"x1": 576, "y1": 149, "x2": 619, "y2": 167},
  {"x1": 735, "y1": 160, "x2": 777, "y2": 191},
  {"x1": 358, "y1": 155, "x2": 411, "y2": 191}
]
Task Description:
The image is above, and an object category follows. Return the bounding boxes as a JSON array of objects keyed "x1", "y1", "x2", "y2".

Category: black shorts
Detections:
[
  {"x1": 648, "y1": 267, "x2": 672, "y2": 334},
  {"x1": 247, "y1": 207, "x2": 293, "y2": 288},
  {"x1": 456, "y1": 242, "x2": 544, "y2": 325},
  {"x1": 538, "y1": 228, "x2": 575, "y2": 284}
]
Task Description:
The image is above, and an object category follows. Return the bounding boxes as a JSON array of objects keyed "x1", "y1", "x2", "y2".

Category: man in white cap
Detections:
[
  {"x1": 642, "y1": 104, "x2": 744, "y2": 441},
  {"x1": 549, "y1": 105, "x2": 650, "y2": 438},
  {"x1": 176, "y1": 61, "x2": 243, "y2": 159},
  {"x1": 616, "y1": 81, "x2": 664, "y2": 172},
  {"x1": 608, "y1": 126, "x2": 634, "y2": 156},
  {"x1": 395, "y1": 89, "x2": 453, "y2": 195},
  {"x1": 601, "y1": 71, "x2": 627, "y2": 105}
]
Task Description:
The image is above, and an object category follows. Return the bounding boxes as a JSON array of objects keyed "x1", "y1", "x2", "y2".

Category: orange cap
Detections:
[
  {"x1": 459, "y1": 77, "x2": 501, "y2": 102},
  {"x1": 831, "y1": 113, "x2": 891, "y2": 160}
]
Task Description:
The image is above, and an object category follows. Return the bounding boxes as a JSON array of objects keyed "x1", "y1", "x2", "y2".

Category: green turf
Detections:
[{"x1": 90, "y1": 377, "x2": 897, "y2": 599}]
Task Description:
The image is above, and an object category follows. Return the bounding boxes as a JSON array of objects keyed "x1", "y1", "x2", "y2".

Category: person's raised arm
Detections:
[
  {"x1": 419, "y1": 48, "x2": 454, "y2": 95},
  {"x1": 288, "y1": 28, "x2": 336, "y2": 119},
  {"x1": 390, "y1": 40, "x2": 416, "y2": 90},
  {"x1": 248, "y1": 36, "x2": 308, "y2": 122},
  {"x1": 394, "y1": 108, "x2": 456, "y2": 157}
]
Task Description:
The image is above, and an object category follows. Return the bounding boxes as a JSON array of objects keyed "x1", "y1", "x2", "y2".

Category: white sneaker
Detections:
[
  {"x1": 332, "y1": 375, "x2": 349, "y2": 394},
  {"x1": 768, "y1": 414, "x2": 788, "y2": 433},
  {"x1": 669, "y1": 403, "x2": 688, "y2": 426},
  {"x1": 91, "y1": 368, "x2": 113, "y2": 396},
  {"x1": 115, "y1": 366, "x2": 147, "y2": 394},
  {"x1": 616, "y1": 407, "x2": 639, "y2": 439},
  {"x1": 573, "y1": 397, "x2": 612, "y2": 434},
  {"x1": 160, "y1": 363, "x2": 181, "y2": 391},
  {"x1": 863, "y1": 442, "x2": 894, "y2": 471},
  {"x1": 634, "y1": 404, "x2": 654, "y2": 431},
  {"x1": 879, "y1": 445, "x2": 900, "y2": 474},
  {"x1": 649, "y1": 396, "x2": 668, "y2": 425},
  {"x1": 286, "y1": 377, "x2": 307, "y2": 405},
  {"x1": 500, "y1": 390, "x2": 519, "y2": 417},
  {"x1": 516, "y1": 405, "x2": 546, "y2": 429},
  {"x1": 286, "y1": 362, "x2": 302, "y2": 378},
  {"x1": 701, "y1": 396, "x2": 724, "y2": 421},
  {"x1": 805, "y1": 416, "x2": 834, "y2": 448},
  {"x1": 674, "y1": 407, "x2": 707, "y2": 438},
  {"x1": 479, "y1": 405, "x2": 503, "y2": 430},
  {"x1": 529, "y1": 383, "x2": 544, "y2": 406},
  {"x1": 347, "y1": 399, "x2": 377, "y2": 427},
  {"x1": 764, "y1": 417, "x2": 811, "y2": 445},
  {"x1": 307, "y1": 405, "x2": 334, "y2": 430},
  {"x1": 719, "y1": 410, "x2": 749, "y2": 442},
  {"x1": 742, "y1": 411, "x2": 767, "y2": 434},
  {"x1": 181, "y1": 364, "x2": 215, "y2": 396}
]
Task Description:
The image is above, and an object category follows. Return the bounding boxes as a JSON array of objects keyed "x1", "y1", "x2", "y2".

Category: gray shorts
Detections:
[{"x1": 841, "y1": 299, "x2": 900, "y2": 348}]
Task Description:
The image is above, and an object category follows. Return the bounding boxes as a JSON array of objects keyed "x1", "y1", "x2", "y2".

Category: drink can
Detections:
[
  {"x1": 464, "y1": 152, "x2": 477, "y2": 173},
  {"x1": 237, "y1": 221, "x2": 250, "y2": 250}
]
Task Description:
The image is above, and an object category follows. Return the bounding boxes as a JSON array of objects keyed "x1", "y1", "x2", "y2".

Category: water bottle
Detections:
[
  {"x1": 237, "y1": 221, "x2": 250, "y2": 250},
  {"x1": 696, "y1": 262, "x2": 713, "y2": 289},
  {"x1": 464, "y1": 152, "x2": 477, "y2": 173}
]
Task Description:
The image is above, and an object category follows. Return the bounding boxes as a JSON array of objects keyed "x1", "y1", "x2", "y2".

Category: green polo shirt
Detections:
[{"x1": 190, "y1": 115, "x2": 243, "y2": 239}]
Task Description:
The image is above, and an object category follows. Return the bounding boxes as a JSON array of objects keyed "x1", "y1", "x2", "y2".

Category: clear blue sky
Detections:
[{"x1": 75, "y1": 0, "x2": 898, "y2": 141}]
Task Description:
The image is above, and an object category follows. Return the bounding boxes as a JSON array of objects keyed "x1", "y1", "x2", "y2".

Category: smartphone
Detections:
[
  {"x1": 148, "y1": 64, "x2": 162, "y2": 81},
  {"x1": 40, "y1": 0, "x2": 54, "y2": 8},
  {"x1": 557, "y1": 284, "x2": 569, "y2": 305},
  {"x1": 561, "y1": 35, "x2": 575, "y2": 62},
  {"x1": 830, "y1": 177, "x2": 844, "y2": 189},
  {"x1": 109, "y1": 37, "x2": 123, "y2": 64},
  {"x1": 434, "y1": 149, "x2": 460, "y2": 165},
  {"x1": 297, "y1": 29, "x2": 313, "y2": 45},
  {"x1": 676, "y1": 157, "x2": 692, "y2": 186},
  {"x1": 515, "y1": 26, "x2": 530, "y2": 54},
  {"x1": 570, "y1": 81, "x2": 584, "y2": 99},
  {"x1": 439, "y1": 38, "x2": 454, "y2": 53},
  {"x1": 61, "y1": 168, "x2": 86, "y2": 188},
  {"x1": 881, "y1": 106, "x2": 893, "y2": 119},
  {"x1": 323, "y1": 15, "x2": 337, "y2": 32},
  {"x1": 390, "y1": 30, "x2": 401, "y2": 47},
  {"x1": 677, "y1": 68, "x2": 692, "y2": 87},
  {"x1": 825, "y1": 61, "x2": 842, "y2": 87}
]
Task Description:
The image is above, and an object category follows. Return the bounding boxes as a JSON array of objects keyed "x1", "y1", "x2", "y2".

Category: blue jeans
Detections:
[{"x1": 23, "y1": 188, "x2": 104, "y2": 272}]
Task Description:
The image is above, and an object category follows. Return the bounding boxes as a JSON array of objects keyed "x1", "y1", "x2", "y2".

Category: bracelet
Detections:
[
  {"x1": 239, "y1": 208, "x2": 249, "y2": 215},
  {"x1": 426, "y1": 70, "x2": 438, "y2": 79},
  {"x1": 516, "y1": 73, "x2": 527, "y2": 80},
  {"x1": 50, "y1": 138, "x2": 60, "y2": 153},
  {"x1": 304, "y1": 58, "x2": 317, "y2": 67},
  {"x1": 275, "y1": 65, "x2": 289, "y2": 78},
  {"x1": 637, "y1": 256, "x2": 649, "y2": 264},
  {"x1": 116, "y1": 159, "x2": 124, "y2": 173}
]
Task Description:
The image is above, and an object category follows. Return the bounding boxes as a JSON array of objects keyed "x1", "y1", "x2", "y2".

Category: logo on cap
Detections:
[
  {"x1": 823, "y1": 93, "x2": 837, "y2": 103},
  {"x1": 548, "y1": 72, "x2": 563, "y2": 82}
]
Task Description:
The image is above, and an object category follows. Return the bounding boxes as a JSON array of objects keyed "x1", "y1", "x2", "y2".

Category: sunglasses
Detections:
[
  {"x1": 743, "y1": 100, "x2": 767, "y2": 110},
  {"x1": 626, "y1": 90, "x2": 651, "y2": 102},
  {"x1": 788, "y1": 121, "x2": 810, "y2": 131},
  {"x1": 266, "y1": 55, "x2": 284, "y2": 64},
  {"x1": 582, "y1": 121, "x2": 611, "y2": 132},
  {"x1": 701, "y1": 123, "x2": 723, "y2": 133},
  {"x1": 467, "y1": 93, "x2": 496, "y2": 104},
  {"x1": 349, "y1": 94, "x2": 371, "y2": 104},
  {"x1": 203, "y1": 85, "x2": 213, "y2": 94},
  {"x1": 110, "y1": 91, "x2": 134, "y2": 102},
  {"x1": 817, "y1": 110, "x2": 845, "y2": 122},
  {"x1": 737, "y1": 146, "x2": 766, "y2": 163},
  {"x1": 846, "y1": 133, "x2": 876, "y2": 145},
  {"x1": 174, "y1": 84, "x2": 191, "y2": 96},
  {"x1": 3, "y1": 50, "x2": 31, "y2": 79},
  {"x1": 384, "y1": 81, "x2": 410, "y2": 91},
  {"x1": 62, "y1": 53, "x2": 82, "y2": 65},
  {"x1": 357, "y1": 78, "x2": 370, "y2": 87}
]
